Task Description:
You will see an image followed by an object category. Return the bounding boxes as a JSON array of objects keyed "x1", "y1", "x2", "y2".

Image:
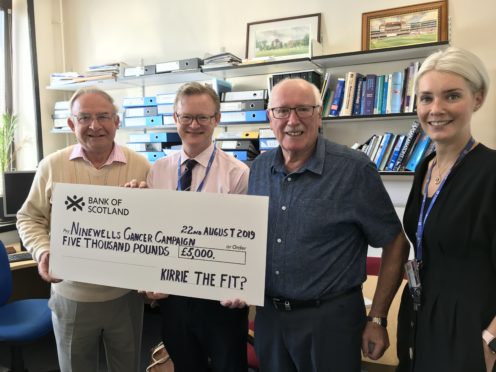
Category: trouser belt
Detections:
[{"x1": 269, "y1": 285, "x2": 361, "y2": 311}]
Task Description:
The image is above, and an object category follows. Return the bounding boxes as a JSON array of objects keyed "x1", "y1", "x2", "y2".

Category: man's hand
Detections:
[
  {"x1": 220, "y1": 298, "x2": 247, "y2": 309},
  {"x1": 38, "y1": 251, "x2": 62, "y2": 283},
  {"x1": 362, "y1": 321, "x2": 389, "y2": 360},
  {"x1": 124, "y1": 179, "x2": 148, "y2": 188},
  {"x1": 139, "y1": 291, "x2": 169, "y2": 300}
]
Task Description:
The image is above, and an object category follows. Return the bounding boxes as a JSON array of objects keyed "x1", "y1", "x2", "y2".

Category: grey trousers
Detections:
[{"x1": 48, "y1": 290, "x2": 144, "y2": 372}]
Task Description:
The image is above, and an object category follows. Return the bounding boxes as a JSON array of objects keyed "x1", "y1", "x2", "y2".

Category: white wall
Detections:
[
  {"x1": 29, "y1": 0, "x2": 496, "y2": 157},
  {"x1": 25, "y1": 0, "x2": 495, "y2": 259}
]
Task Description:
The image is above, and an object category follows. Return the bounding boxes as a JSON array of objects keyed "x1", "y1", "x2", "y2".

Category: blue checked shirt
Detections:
[{"x1": 248, "y1": 136, "x2": 402, "y2": 300}]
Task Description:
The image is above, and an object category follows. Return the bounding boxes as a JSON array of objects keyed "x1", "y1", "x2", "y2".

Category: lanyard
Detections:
[
  {"x1": 415, "y1": 137, "x2": 475, "y2": 262},
  {"x1": 176, "y1": 147, "x2": 217, "y2": 192}
]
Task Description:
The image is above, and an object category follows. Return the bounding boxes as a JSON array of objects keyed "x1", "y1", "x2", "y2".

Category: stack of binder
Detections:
[
  {"x1": 220, "y1": 90, "x2": 268, "y2": 124},
  {"x1": 86, "y1": 62, "x2": 127, "y2": 78},
  {"x1": 215, "y1": 131, "x2": 260, "y2": 162},
  {"x1": 124, "y1": 57, "x2": 204, "y2": 78},
  {"x1": 259, "y1": 128, "x2": 278, "y2": 153},
  {"x1": 127, "y1": 132, "x2": 181, "y2": 164},
  {"x1": 202, "y1": 53, "x2": 242, "y2": 69},
  {"x1": 52, "y1": 101, "x2": 71, "y2": 132},
  {"x1": 156, "y1": 93, "x2": 176, "y2": 127},
  {"x1": 122, "y1": 97, "x2": 162, "y2": 129}
]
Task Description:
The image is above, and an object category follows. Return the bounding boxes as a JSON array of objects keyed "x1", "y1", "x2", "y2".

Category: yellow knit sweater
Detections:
[{"x1": 16, "y1": 145, "x2": 150, "y2": 302}]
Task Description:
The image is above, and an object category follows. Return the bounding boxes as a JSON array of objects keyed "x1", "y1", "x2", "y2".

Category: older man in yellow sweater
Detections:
[{"x1": 16, "y1": 88, "x2": 150, "y2": 372}]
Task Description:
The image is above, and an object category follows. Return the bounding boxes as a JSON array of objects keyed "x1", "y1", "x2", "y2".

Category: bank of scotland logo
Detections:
[{"x1": 65, "y1": 195, "x2": 85, "y2": 211}]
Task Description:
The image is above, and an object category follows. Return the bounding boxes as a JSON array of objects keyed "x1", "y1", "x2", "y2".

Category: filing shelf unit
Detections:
[{"x1": 47, "y1": 41, "x2": 449, "y2": 175}]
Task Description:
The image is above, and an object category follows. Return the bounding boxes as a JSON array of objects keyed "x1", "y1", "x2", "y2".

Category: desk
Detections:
[
  {"x1": 0, "y1": 220, "x2": 16, "y2": 233},
  {"x1": 8, "y1": 243, "x2": 50, "y2": 302}
]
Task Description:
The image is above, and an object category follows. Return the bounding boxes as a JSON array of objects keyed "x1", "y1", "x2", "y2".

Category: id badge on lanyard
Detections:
[{"x1": 405, "y1": 137, "x2": 474, "y2": 311}]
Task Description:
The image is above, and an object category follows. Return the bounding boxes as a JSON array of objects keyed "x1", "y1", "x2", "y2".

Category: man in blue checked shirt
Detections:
[{"x1": 248, "y1": 78, "x2": 410, "y2": 372}]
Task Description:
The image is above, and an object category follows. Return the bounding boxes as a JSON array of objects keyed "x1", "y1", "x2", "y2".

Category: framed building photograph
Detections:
[
  {"x1": 361, "y1": 1, "x2": 448, "y2": 51},
  {"x1": 245, "y1": 13, "x2": 321, "y2": 60}
]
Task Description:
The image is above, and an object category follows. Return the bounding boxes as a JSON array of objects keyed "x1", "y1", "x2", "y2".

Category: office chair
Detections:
[
  {"x1": 0, "y1": 240, "x2": 53, "y2": 372},
  {"x1": 247, "y1": 319, "x2": 259, "y2": 371},
  {"x1": 366, "y1": 256, "x2": 381, "y2": 276}
]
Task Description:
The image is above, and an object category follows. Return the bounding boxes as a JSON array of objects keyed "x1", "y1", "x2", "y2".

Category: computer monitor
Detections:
[{"x1": 2, "y1": 171, "x2": 36, "y2": 218}]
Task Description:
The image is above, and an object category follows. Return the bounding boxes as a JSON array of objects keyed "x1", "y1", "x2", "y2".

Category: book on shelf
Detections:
[
  {"x1": 390, "y1": 71, "x2": 404, "y2": 114},
  {"x1": 365, "y1": 135, "x2": 379, "y2": 158},
  {"x1": 405, "y1": 132, "x2": 431, "y2": 172},
  {"x1": 406, "y1": 61, "x2": 421, "y2": 113},
  {"x1": 339, "y1": 72, "x2": 359, "y2": 117},
  {"x1": 363, "y1": 74, "x2": 377, "y2": 116},
  {"x1": 322, "y1": 89, "x2": 335, "y2": 117},
  {"x1": 399, "y1": 125, "x2": 423, "y2": 171},
  {"x1": 401, "y1": 65, "x2": 409, "y2": 111},
  {"x1": 369, "y1": 135, "x2": 383, "y2": 163},
  {"x1": 379, "y1": 134, "x2": 397, "y2": 171},
  {"x1": 329, "y1": 78, "x2": 345, "y2": 117},
  {"x1": 384, "y1": 73, "x2": 394, "y2": 114},
  {"x1": 393, "y1": 121, "x2": 421, "y2": 171},
  {"x1": 373, "y1": 75, "x2": 385, "y2": 115},
  {"x1": 320, "y1": 72, "x2": 331, "y2": 99},
  {"x1": 352, "y1": 76, "x2": 366, "y2": 116},
  {"x1": 320, "y1": 72, "x2": 333, "y2": 117},
  {"x1": 270, "y1": 70, "x2": 322, "y2": 90},
  {"x1": 380, "y1": 74, "x2": 389, "y2": 115},
  {"x1": 373, "y1": 132, "x2": 393, "y2": 169},
  {"x1": 386, "y1": 134, "x2": 406, "y2": 171},
  {"x1": 355, "y1": 135, "x2": 374, "y2": 154}
]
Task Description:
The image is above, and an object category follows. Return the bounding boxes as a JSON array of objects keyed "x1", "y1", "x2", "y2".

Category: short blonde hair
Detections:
[
  {"x1": 174, "y1": 82, "x2": 220, "y2": 113},
  {"x1": 415, "y1": 47, "x2": 490, "y2": 100}
]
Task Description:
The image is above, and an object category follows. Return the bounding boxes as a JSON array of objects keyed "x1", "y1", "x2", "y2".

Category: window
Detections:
[{"x1": 0, "y1": 0, "x2": 13, "y2": 115}]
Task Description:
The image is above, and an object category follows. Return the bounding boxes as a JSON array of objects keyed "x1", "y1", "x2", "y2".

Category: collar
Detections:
[
  {"x1": 69, "y1": 143, "x2": 127, "y2": 167},
  {"x1": 271, "y1": 135, "x2": 325, "y2": 175},
  {"x1": 180, "y1": 142, "x2": 215, "y2": 168}
]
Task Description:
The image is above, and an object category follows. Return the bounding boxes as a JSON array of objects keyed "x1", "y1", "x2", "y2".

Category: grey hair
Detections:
[
  {"x1": 69, "y1": 87, "x2": 118, "y2": 113},
  {"x1": 269, "y1": 78, "x2": 323, "y2": 107}
]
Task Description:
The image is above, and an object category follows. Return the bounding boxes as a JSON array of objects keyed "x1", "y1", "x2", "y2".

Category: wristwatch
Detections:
[
  {"x1": 367, "y1": 316, "x2": 387, "y2": 328},
  {"x1": 483, "y1": 330, "x2": 496, "y2": 354}
]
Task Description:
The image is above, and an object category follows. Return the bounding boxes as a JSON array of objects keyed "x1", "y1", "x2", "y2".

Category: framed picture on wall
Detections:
[
  {"x1": 362, "y1": 1, "x2": 448, "y2": 51},
  {"x1": 245, "y1": 13, "x2": 321, "y2": 60}
]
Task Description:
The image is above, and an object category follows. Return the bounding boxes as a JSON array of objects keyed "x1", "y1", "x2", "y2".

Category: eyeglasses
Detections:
[
  {"x1": 270, "y1": 105, "x2": 320, "y2": 119},
  {"x1": 73, "y1": 113, "x2": 115, "y2": 125},
  {"x1": 175, "y1": 113, "x2": 216, "y2": 125}
]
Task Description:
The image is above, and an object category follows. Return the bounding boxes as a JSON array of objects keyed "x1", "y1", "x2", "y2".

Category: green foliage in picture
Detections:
[{"x1": 0, "y1": 112, "x2": 17, "y2": 172}]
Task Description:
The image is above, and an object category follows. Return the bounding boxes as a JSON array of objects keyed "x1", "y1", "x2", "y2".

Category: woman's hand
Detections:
[{"x1": 483, "y1": 340, "x2": 496, "y2": 372}]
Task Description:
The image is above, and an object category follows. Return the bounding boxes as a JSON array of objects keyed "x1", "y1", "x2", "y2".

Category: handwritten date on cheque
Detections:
[{"x1": 181, "y1": 225, "x2": 256, "y2": 240}]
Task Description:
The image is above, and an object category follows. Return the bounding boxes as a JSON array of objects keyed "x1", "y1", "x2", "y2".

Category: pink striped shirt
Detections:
[{"x1": 147, "y1": 143, "x2": 249, "y2": 194}]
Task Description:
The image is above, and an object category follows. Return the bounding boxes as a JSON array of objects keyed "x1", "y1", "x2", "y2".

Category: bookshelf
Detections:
[
  {"x1": 315, "y1": 42, "x2": 449, "y2": 175},
  {"x1": 46, "y1": 42, "x2": 449, "y2": 176}
]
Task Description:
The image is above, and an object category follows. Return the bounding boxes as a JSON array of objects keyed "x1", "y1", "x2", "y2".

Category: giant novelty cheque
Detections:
[{"x1": 50, "y1": 183, "x2": 268, "y2": 306}]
